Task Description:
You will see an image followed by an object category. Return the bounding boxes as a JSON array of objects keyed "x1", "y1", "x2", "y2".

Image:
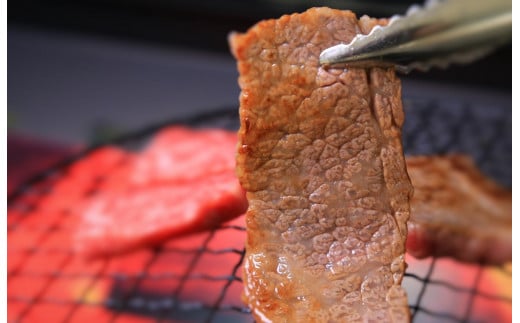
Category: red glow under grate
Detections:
[{"x1": 8, "y1": 100, "x2": 512, "y2": 323}]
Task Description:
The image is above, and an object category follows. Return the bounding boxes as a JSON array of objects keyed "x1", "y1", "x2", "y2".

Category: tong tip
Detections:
[{"x1": 319, "y1": 44, "x2": 351, "y2": 66}]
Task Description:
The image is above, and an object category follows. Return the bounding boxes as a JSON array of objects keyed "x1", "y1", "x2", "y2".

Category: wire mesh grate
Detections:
[{"x1": 8, "y1": 96, "x2": 511, "y2": 322}]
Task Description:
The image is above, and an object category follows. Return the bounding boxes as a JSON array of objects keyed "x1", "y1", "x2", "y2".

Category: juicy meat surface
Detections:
[
  {"x1": 406, "y1": 155, "x2": 512, "y2": 265},
  {"x1": 74, "y1": 127, "x2": 248, "y2": 259},
  {"x1": 230, "y1": 8, "x2": 413, "y2": 322}
]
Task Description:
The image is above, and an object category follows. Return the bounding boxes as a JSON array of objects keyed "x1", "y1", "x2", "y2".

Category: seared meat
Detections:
[
  {"x1": 406, "y1": 155, "x2": 512, "y2": 265},
  {"x1": 230, "y1": 8, "x2": 413, "y2": 322}
]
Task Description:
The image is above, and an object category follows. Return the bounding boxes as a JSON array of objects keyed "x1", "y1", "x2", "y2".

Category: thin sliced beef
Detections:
[
  {"x1": 130, "y1": 127, "x2": 238, "y2": 185},
  {"x1": 406, "y1": 155, "x2": 512, "y2": 265},
  {"x1": 230, "y1": 8, "x2": 413, "y2": 322},
  {"x1": 74, "y1": 127, "x2": 247, "y2": 259},
  {"x1": 75, "y1": 175, "x2": 246, "y2": 259},
  {"x1": 100, "y1": 127, "x2": 239, "y2": 190}
]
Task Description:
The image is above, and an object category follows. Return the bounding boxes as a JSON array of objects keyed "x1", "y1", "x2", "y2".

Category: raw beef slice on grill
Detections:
[
  {"x1": 406, "y1": 155, "x2": 512, "y2": 265},
  {"x1": 129, "y1": 127, "x2": 240, "y2": 185},
  {"x1": 74, "y1": 127, "x2": 248, "y2": 259},
  {"x1": 230, "y1": 8, "x2": 413, "y2": 323}
]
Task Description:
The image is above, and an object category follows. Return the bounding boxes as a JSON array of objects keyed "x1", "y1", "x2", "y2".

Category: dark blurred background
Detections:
[{"x1": 8, "y1": 0, "x2": 511, "y2": 146}]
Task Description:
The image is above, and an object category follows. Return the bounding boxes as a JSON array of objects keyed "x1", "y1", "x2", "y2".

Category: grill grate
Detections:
[{"x1": 8, "y1": 97, "x2": 512, "y2": 323}]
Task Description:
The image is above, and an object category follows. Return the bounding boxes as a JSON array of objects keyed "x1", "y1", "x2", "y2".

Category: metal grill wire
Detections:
[{"x1": 7, "y1": 96, "x2": 512, "y2": 323}]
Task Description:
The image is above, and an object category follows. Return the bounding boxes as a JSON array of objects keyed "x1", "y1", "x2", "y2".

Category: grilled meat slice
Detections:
[
  {"x1": 230, "y1": 8, "x2": 413, "y2": 322},
  {"x1": 406, "y1": 155, "x2": 511, "y2": 265}
]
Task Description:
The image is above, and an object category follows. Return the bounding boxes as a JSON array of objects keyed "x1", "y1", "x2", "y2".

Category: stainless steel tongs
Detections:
[{"x1": 319, "y1": 0, "x2": 511, "y2": 72}]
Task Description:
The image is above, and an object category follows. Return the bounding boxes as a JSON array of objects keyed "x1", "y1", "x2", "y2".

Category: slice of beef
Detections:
[
  {"x1": 130, "y1": 127, "x2": 238, "y2": 185},
  {"x1": 75, "y1": 175, "x2": 247, "y2": 259},
  {"x1": 74, "y1": 127, "x2": 247, "y2": 259},
  {"x1": 230, "y1": 8, "x2": 413, "y2": 323},
  {"x1": 100, "y1": 127, "x2": 239, "y2": 190},
  {"x1": 406, "y1": 155, "x2": 512, "y2": 265}
]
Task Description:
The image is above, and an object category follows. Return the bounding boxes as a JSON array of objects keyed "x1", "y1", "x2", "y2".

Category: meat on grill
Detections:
[
  {"x1": 74, "y1": 125, "x2": 511, "y2": 268},
  {"x1": 406, "y1": 155, "x2": 512, "y2": 265},
  {"x1": 74, "y1": 127, "x2": 248, "y2": 259},
  {"x1": 230, "y1": 8, "x2": 413, "y2": 322}
]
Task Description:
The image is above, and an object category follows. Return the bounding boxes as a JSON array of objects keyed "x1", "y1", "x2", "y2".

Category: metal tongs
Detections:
[{"x1": 319, "y1": 0, "x2": 511, "y2": 72}]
